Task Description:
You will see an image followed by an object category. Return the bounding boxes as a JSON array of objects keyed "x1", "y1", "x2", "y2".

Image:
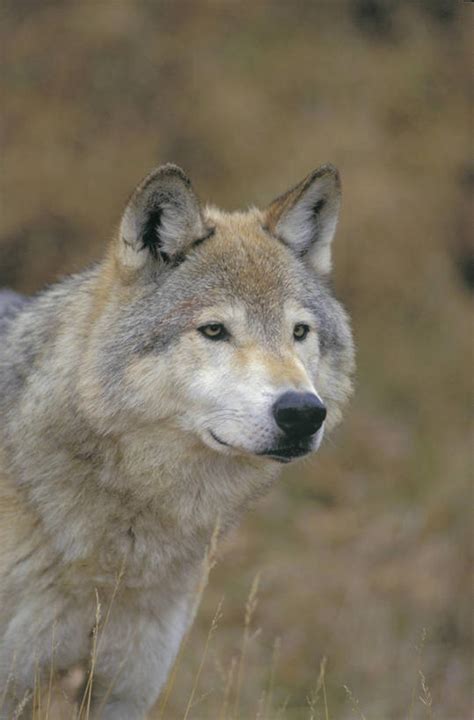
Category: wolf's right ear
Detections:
[
  {"x1": 118, "y1": 164, "x2": 211, "y2": 270},
  {"x1": 264, "y1": 164, "x2": 341, "y2": 275}
]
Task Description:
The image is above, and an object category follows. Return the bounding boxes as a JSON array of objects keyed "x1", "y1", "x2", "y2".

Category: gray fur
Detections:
[
  {"x1": 0, "y1": 164, "x2": 354, "y2": 718},
  {"x1": 0, "y1": 289, "x2": 30, "y2": 337}
]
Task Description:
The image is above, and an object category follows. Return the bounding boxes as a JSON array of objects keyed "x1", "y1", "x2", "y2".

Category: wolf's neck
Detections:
[
  {"x1": 1, "y1": 267, "x2": 278, "y2": 579},
  {"x1": 8, "y1": 389, "x2": 276, "y2": 579}
]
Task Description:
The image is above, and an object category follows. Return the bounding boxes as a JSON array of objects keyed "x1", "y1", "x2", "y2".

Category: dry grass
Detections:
[
  {"x1": 0, "y1": 1, "x2": 471, "y2": 718},
  {"x1": 5, "y1": 572, "x2": 443, "y2": 720}
]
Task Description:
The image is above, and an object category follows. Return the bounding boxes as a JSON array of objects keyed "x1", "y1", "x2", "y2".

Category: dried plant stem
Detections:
[
  {"x1": 156, "y1": 643, "x2": 185, "y2": 720},
  {"x1": 12, "y1": 690, "x2": 32, "y2": 720},
  {"x1": 45, "y1": 618, "x2": 57, "y2": 720},
  {"x1": 95, "y1": 555, "x2": 127, "y2": 658},
  {"x1": 77, "y1": 589, "x2": 102, "y2": 720},
  {"x1": 306, "y1": 656, "x2": 329, "y2": 720},
  {"x1": 0, "y1": 652, "x2": 17, "y2": 713},
  {"x1": 217, "y1": 656, "x2": 237, "y2": 720},
  {"x1": 75, "y1": 560, "x2": 125, "y2": 719},
  {"x1": 232, "y1": 572, "x2": 260, "y2": 720},
  {"x1": 94, "y1": 653, "x2": 129, "y2": 719},
  {"x1": 183, "y1": 597, "x2": 223, "y2": 720},
  {"x1": 408, "y1": 627, "x2": 427, "y2": 720},
  {"x1": 418, "y1": 670, "x2": 433, "y2": 718},
  {"x1": 343, "y1": 684, "x2": 367, "y2": 720},
  {"x1": 264, "y1": 636, "x2": 281, "y2": 720},
  {"x1": 275, "y1": 693, "x2": 290, "y2": 720},
  {"x1": 318, "y1": 657, "x2": 329, "y2": 720},
  {"x1": 32, "y1": 657, "x2": 41, "y2": 720},
  {"x1": 158, "y1": 517, "x2": 221, "y2": 720},
  {"x1": 191, "y1": 518, "x2": 222, "y2": 620}
]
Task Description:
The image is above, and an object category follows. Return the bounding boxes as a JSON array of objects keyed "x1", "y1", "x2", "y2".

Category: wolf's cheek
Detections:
[
  {"x1": 123, "y1": 354, "x2": 188, "y2": 421},
  {"x1": 315, "y1": 352, "x2": 353, "y2": 432}
]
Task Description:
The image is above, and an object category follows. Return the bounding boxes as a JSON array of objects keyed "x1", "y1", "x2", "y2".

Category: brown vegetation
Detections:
[{"x1": 0, "y1": 1, "x2": 471, "y2": 718}]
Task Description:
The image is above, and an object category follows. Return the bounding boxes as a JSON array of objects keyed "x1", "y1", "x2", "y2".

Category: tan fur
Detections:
[{"x1": 0, "y1": 163, "x2": 354, "y2": 719}]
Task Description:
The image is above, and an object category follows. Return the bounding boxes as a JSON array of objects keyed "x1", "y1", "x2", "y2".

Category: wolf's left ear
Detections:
[
  {"x1": 118, "y1": 164, "x2": 211, "y2": 270},
  {"x1": 264, "y1": 164, "x2": 341, "y2": 275}
]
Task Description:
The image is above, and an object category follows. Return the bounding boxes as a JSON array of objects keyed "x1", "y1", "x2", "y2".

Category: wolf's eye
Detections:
[
  {"x1": 198, "y1": 323, "x2": 230, "y2": 341},
  {"x1": 293, "y1": 323, "x2": 310, "y2": 341}
]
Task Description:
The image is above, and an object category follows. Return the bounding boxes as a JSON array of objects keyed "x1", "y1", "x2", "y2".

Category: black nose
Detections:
[{"x1": 272, "y1": 391, "x2": 327, "y2": 438}]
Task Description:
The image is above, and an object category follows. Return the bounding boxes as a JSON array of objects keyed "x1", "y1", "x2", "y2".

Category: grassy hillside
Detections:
[{"x1": 0, "y1": 1, "x2": 471, "y2": 718}]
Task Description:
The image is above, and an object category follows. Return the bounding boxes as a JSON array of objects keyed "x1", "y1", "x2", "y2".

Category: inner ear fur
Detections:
[
  {"x1": 118, "y1": 164, "x2": 211, "y2": 270},
  {"x1": 264, "y1": 164, "x2": 341, "y2": 275}
]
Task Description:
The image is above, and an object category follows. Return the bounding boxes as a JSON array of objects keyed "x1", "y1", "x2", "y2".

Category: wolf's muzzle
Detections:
[{"x1": 272, "y1": 391, "x2": 326, "y2": 439}]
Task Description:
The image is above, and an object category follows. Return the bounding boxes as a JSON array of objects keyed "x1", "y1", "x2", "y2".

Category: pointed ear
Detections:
[
  {"x1": 264, "y1": 164, "x2": 341, "y2": 275},
  {"x1": 118, "y1": 164, "x2": 212, "y2": 270}
]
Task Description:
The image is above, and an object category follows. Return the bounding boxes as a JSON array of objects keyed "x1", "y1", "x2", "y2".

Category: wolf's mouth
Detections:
[
  {"x1": 209, "y1": 430, "x2": 231, "y2": 447},
  {"x1": 208, "y1": 431, "x2": 314, "y2": 463},
  {"x1": 259, "y1": 444, "x2": 312, "y2": 463}
]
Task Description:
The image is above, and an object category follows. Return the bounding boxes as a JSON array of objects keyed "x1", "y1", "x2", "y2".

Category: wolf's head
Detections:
[{"x1": 83, "y1": 164, "x2": 354, "y2": 465}]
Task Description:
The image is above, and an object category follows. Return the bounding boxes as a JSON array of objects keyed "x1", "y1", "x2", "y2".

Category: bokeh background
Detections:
[{"x1": 0, "y1": 1, "x2": 471, "y2": 718}]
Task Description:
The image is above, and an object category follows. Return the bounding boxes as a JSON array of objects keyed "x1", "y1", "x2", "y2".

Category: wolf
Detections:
[{"x1": 0, "y1": 163, "x2": 354, "y2": 718}]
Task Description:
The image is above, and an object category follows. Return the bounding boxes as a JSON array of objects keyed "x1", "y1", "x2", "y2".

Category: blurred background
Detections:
[{"x1": 0, "y1": 1, "x2": 471, "y2": 718}]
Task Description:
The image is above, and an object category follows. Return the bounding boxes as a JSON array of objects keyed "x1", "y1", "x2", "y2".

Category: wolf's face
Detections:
[
  {"x1": 83, "y1": 165, "x2": 354, "y2": 465},
  {"x1": 179, "y1": 296, "x2": 326, "y2": 463}
]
